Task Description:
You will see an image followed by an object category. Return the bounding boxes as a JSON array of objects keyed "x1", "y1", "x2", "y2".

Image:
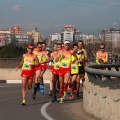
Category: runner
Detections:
[
  {"x1": 56, "y1": 43, "x2": 62, "y2": 93},
  {"x1": 56, "y1": 40, "x2": 77, "y2": 103},
  {"x1": 96, "y1": 43, "x2": 108, "y2": 64},
  {"x1": 70, "y1": 44, "x2": 81, "y2": 99},
  {"x1": 39, "y1": 42, "x2": 49, "y2": 94},
  {"x1": 16, "y1": 44, "x2": 39, "y2": 105},
  {"x1": 50, "y1": 44, "x2": 60, "y2": 102},
  {"x1": 76, "y1": 40, "x2": 88, "y2": 96},
  {"x1": 32, "y1": 42, "x2": 49, "y2": 99}
]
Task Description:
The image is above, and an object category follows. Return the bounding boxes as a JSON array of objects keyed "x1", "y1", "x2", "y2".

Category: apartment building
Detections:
[
  {"x1": 9, "y1": 26, "x2": 24, "y2": 34},
  {"x1": 14, "y1": 34, "x2": 33, "y2": 47},
  {"x1": 50, "y1": 33, "x2": 61, "y2": 41},
  {"x1": 27, "y1": 28, "x2": 40, "y2": 44},
  {"x1": 61, "y1": 25, "x2": 81, "y2": 43},
  {"x1": 101, "y1": 29, "x2": 120, "y2": 48}
]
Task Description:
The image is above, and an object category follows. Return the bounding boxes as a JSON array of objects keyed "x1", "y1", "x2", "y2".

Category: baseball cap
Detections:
[{"x1": 64, "y1": 40, "x2": 70, "y2": 44}]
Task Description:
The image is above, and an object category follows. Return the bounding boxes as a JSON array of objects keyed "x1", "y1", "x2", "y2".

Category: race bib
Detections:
[
  {"x1": 71, "y1": 64, "x2": 78, "y2": 74},
  {"x1": 61, "y1": 61, "x2": 70, "y2": 68},
  {"x1": 54, "y1": 63, "x2": 60, "y2": 70}
]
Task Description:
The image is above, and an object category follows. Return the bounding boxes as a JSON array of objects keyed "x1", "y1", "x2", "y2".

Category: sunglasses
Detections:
[
  {"x1": 28, "y1": 47, "x2": 34, "y2": 50},
  {"x1": 100, "y1": 48, "x2": 104, "y2": 49}
]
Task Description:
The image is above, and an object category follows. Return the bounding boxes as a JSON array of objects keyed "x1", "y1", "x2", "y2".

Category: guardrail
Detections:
[
  {"x1": 84, "y1": 64, "x2": 120, "y2": 120},
  {"x1": 89, "y1": 58, "x2": 120, "y2": 64},
  {"x1": 85, "y1": 64, "x2": 120, "y2": 89}
]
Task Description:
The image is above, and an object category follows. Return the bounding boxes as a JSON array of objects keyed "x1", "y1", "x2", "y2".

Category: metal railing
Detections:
[
  {"x1": 85, "y1": 64, "x2": 120, "y2": 89},
  {"x1": 89, "y1": 58, "x2": 120, "y2": 64}
]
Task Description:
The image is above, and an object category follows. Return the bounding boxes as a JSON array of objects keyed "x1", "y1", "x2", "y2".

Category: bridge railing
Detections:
[
  {"x1": 89, "y1": 58, "x2": 120, "y2": 64},
  {"x1": 85, "y1": 64, "x2": 120, "y2": 89}
]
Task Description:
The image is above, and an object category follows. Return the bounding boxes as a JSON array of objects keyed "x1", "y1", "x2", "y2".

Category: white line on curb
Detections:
[
  {"x1": 5, "y1": 80, "x2": 50, "y2": 84},
  {"x1": 41, "y1": 101, "x2": 55, "y2": 120}
]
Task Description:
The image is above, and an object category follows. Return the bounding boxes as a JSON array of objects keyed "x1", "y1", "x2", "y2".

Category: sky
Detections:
[{"x1": 0, "y1": 0, "x2": 120, "y2": 38}]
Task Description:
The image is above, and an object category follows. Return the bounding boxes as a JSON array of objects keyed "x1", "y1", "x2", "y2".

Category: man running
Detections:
[
  {"x1": 70, "y1": 44, "x2": 81, "y2": 99},
  {"x1": 32, "y1": 42, "x2": 49, "y2": 99},
  {"x1": 48, "y1": 43, "x2": 61, "y2": 96},
  {"x1": 16, "y1": 44, "x2": 39, "y2": 105},
  {"x1": 39, "y1": 42, "x2": 49, "y2": 94},
  {"x1": 76, "y1": 40, "x2": 88, "y2": 96},
  {"x1": 56, "y1": 40, "x2": 77, "y2": 103},
  {"x1": 50, "y1": 44, "x2": 60, "y2": 102}
]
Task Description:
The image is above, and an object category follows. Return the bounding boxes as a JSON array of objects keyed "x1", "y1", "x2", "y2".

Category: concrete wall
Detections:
[
  {"x1": 83, "y1": 78, "x2": 120, "y2": 120},
  {"x1": 0, "y1": 68, "x2": 51, "y2": 80}
]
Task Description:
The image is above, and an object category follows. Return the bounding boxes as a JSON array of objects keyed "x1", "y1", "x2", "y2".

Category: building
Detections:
[
  {"x1": 61, "y1": 25, "x2": 81, "y2": 43},
  {"x1": 27, "y1": 28, "x2": 41, "y2": 44},
  {"x1": 61, "y1": 25, "x2": 74, "y2": 42},
  {"x1": 0, "y1": 27, "x2": 40, "y2": 47},
  {"x1": 0, "y1": 34, "x2": 12, "y2": 46},
  {"x1": 13, "y1": 34, "x2": 33, "y2": 47},
  {"x1": 74, "y1": 30, "x2": 81, "y2": 43},
  {"x1": 9, "y1": 26, "x2": 24, "y2": 34},
  {"x1": 0, "y1": 30, "x2": 10, "y2": 34},
  {"x1": 101, "y1": 29, "x2": 120, "y2": 48},
  {"x1": 50, "y1": 33, "x2": 61, "y2": 42}
]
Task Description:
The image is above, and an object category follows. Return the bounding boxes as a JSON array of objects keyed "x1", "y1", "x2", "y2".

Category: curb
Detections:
[
  {"x1": 0, "y1": 80, "x2": 50, "y2": 84},
  {"x1": 0, "y1": 80, "x2": 7, "y2": 83}
]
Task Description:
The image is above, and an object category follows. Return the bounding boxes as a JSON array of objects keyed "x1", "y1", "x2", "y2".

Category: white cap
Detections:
[{"x1": 64, "y1": 40, "x2": 70, "y2": 44}]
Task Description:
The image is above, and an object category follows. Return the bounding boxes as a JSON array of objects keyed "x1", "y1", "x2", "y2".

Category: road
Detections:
[{"x1": 0, "y1": 83, "x2": 97, "y2": 120}]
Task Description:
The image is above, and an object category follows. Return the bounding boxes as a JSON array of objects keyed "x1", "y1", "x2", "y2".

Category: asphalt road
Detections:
[{"x1": 0, "y1": 83, "x2": 97, "y2": 120}]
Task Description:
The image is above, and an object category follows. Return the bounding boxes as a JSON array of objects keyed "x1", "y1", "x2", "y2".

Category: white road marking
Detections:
[
  {"x1": 41, "y1": 101, "x2": 55, "y2": 120},
  {"x1": 4, "y1": 80, "x2": 50, "y2": 84}
]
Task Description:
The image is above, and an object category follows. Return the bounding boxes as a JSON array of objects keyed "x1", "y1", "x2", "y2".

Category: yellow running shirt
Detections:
[
  {"x1": 71, "y1": 54, "x2": 79, "y2": 74},
  {"x1": 22, "y1": 53, "x2": 35, "y2": 70},
  {"x1": 51, "y1": 51, "x2": 60, "y2": 70},
  {"x1": 60, "y1": 49, "x2": 72, "y2": 68}
]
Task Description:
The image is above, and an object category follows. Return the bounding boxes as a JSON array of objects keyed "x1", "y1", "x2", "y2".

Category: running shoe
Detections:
[
  {"x1": 49, "y1": 91, "x2": 52, "y2": 96},
  {"x1": 21, "y1": 100, "x2": 26, "y2": 105},
  {"x1": 70, "y1": 94, "x2": 74, "y2": 99},
  {"x1": 51, "y1": 97, "x2": 57, "y2": 102},
  {"x1": 40, "y1": 84, "x2": 45, "y2": 94},
  {"x1": 60, "y1": 98, "x2": 64, "y2": 103},
  {"x1": 32, "y1": 94, "x2": 36, "y2": 99}
]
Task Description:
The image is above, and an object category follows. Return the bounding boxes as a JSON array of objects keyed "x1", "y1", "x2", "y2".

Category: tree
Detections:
[{"x1": 0, "y1": 44, "x2": 24, "y2": 58}]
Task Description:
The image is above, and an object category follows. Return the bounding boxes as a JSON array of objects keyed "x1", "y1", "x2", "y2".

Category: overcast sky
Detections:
[{"x1": 0, "y1": 0, "x2": 120, "y2": 37}]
